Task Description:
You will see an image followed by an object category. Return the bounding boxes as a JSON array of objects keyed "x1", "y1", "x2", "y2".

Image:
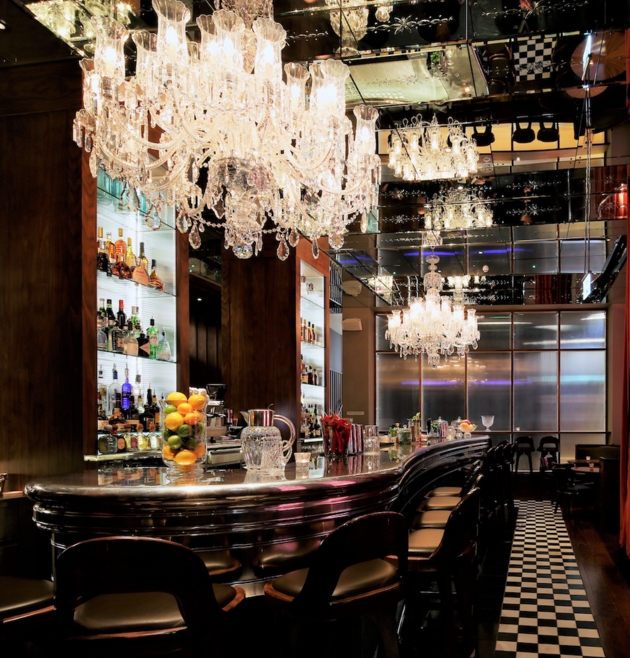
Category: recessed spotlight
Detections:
[
  {"x1": 0, "y1": 20, "x2": 7, "y2": 30},
  {"x1": 197, "y1": 297, "x2": 202, "y2": 301}
]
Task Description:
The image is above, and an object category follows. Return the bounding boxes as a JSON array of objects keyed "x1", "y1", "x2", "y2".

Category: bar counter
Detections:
[{"x1": 26, "y1": 437, "x2": 489, "y2": 595}]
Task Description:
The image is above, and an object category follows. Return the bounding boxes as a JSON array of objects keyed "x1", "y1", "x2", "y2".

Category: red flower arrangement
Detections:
[{"x1": 321, "y1": 414, "x2": 352, "y2": 456}]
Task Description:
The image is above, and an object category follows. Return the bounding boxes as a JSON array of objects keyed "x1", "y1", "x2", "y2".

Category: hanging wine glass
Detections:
[{"x1": 481, "y1": 415, "x2": 495, "y2": 432}]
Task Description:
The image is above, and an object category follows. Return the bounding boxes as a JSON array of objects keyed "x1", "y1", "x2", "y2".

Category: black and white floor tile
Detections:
[{"x1": 494, "y1": 501, "x2": 604, "y2": 658}]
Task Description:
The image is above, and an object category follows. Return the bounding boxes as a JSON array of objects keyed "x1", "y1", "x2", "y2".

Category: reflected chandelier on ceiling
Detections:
[
  {"x1": 385, "y1": 253, "x2": 480, "y2": 367},
  {"x1": 424, "y1": 187, "x2": 494, "y2": 231},
  {"x1": 73, "y1": 0, "x2": 381, "y2": 259},
  {"x1": 388, "y1": 115, "x2": 479, "y2": 182}
]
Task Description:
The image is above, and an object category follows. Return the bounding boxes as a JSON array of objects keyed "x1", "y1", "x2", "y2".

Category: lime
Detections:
[
  {"x1": 164, "y1": 404, "x2": 178, "y2": 415},
  {"x1": 177, "y1": 424, "x2": 190, "y2": 439},
  {"x1": 167, "y1": 435, "x2": 182, "y2": 450},
  {"x1": 185, "y1": 439, "x2": 197, "y2": 450}
]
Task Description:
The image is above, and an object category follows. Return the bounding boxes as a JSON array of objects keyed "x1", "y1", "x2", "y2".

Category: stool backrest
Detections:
[
  {"x1": 55, "y1": 536, "x2": 224, "y2": 632},
  {"x1": 435, "y1": 487, "x2": 481, "y2": 561},
  {"x1": 293, "y1": 512, "x2": 408, "y2": 611},
  {"x1": 514, "y1": 436, "x2": 535, "y2": 451}
]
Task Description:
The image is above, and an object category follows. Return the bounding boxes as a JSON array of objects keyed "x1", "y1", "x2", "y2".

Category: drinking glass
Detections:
[
  {"x1": 364, "y1": 425, "x2": 380, "y2": 454},
  {"x1": 481, "y1": 415, "x2": 495, "y2": 431},
  {"x1": 294, "y1": 452, "x2": 311, "y2": 466}
]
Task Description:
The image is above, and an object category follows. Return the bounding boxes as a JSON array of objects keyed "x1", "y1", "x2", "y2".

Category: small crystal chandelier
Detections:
[
  {"x1": 388, "y1": 115, "x2": 479, "y2": 182},
  {"x1": 325, "y1": 0, "x2": 369, "y2": 55},
  {"x1": 424, "y1": 187, "x2": 493, "y2": 231},
  {"x1": 385, "y1": 253, "x2": 480, "y2": 367},
  {"x1": 74, "y1": 0, "x2": 381, "y2": 259}
]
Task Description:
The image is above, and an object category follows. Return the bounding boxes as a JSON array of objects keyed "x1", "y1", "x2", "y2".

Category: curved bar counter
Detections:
[{"x1": 26, "y1": 437, "x2": 489, "y2": 595}]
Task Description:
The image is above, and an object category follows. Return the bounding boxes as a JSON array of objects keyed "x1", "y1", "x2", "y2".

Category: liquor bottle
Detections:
[
  {"x1": 97, "y1": 227, "x2": 110, "y2": 274},
  {"x1": 106, "y1": 299, "x2": 117, "y2": 325},
  {"x1": 138, "y1": 242, "x2": 149, "y2": 272},
  {"x1": 112, "y1": 253, "x2": 131, "y2": 279},
  {"x1": 105, "y1": 232, "x2": 116, "y2": 264},
  {"x1": 151, "y1": 394, "x2": 162, "y2": 430},
  {"x1": 97, "y1": 430, "x2": 117, "y2": 455},
  {"x1": 137, "y1": 325, "x2": 149, "y2": 358},
  {"x1": 300, "y1": 319, "x2": 305, "y2": 342},
  {"x1": 146, "y1": 316, "x2": 159, "y2": 360},
  {"x1": 148, "y1": 259, "x2": 165, "y2": 291},
  {"x1": 110, "y1": 321, "x2": 124, "y2": 353},
  {"x1": 125, "y1": 321, "x2": 139, "y2": 356},
  {"x1": 312, "y1": 324, "x2": 318, "y2": 345},
  {"x1": 313, "y1": 368, "x2": 319, "y2": 387},
  {"x1": 301, "y1": 355, "x2": 307, "y2": 383},
  {"x1": 139, "y1": 387, "x2": 154, "y2": 431},
  {"x1": 307, "y1": 366, "x2": 313, "y2": 385},
  {"x1": 132, "y1": 373, "x2": 143, "y2": 402},
  {"x1": 107, "y1": 365, "x2": 121, "y2": 417},
  {"x1": 97, "y1": 320, "x2": 107, "y2": 351},
  {"x1": 121, "y1": 367, "x2": 132, "y2": 413},
  {"x1": 129, "y1": 307, "x2": 140, "y2": 330},
  {"x1": 125, "y1": 237, "x2": 136, "y2": 270},
  {"x1": 116, "y1": 300, "x2": 126, "y2": 329},
  {"x1": 97, "y1": 367, "x2": 107, "y2": 427},
  {"x1": 127, "y1": 395, "x2": 139, "y2": 421},
  {"x1": 114, "y1": 228, "x2": 126, "y2": 261},
  {"x1": 157, "y1": 328, "x2": 171, "y2": 361}
]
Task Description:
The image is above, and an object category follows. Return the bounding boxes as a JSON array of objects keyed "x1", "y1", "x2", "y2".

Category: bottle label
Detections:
[
  {"x1": 117, "y1": 437, "x2": 126, "y2": 451},
  {"x1": 149, "y1": 335, "x2": 159, "y2": 346},
  {"x1": 127, "y1": 342, "x2": 138, "y2": 356},
  {"x1": 132, "y1": 267, "x2": 149, "y2": 286},
  {"x1": 140, "y1": 342, "x2": 150, "y2": 355}
]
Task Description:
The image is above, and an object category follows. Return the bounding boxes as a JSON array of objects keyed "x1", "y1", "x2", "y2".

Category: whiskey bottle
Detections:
[
  {"x1": 139, "y1": 387, "x2": 154, "y2": 431},
  {"x1": 125, "y1": 237, "x2": 136, "y2": 270},
  {"x1": 124, "y1": 320, "x2": 138, "y2": 356},
  {"x1": 97, "y1": 227, "x2": 110, "y2": 274},
  {"x1": 110, "y1": 321, "x2": 124, "y2": 354},
  {"x1": 138, "y1": 242, "x2": 149, "y2": 272},
  {"x1": 132, "y1": 247, "x2": 149, "y2": 285},
  {"x1": 112, "y1": 253, "x2": 131, "y2": 279},
  {"x1": 148, "y1": 260, "x2": 165, "y2": 291},
  {"x1": 97, "y1": 320, "x2": 107, "y2": 351},
  {"x1": 114, "y1": 228, "x2": 126, "y2": 261},
  {"x1": 146, "y1": 316, "x2": 159, "y2": 360},
  {"x1": 105, "y1": 232, "x2": 116, "y2": 264},
  {"x1": 151, "y1": 394, "x2": 162, "y2": 430}
]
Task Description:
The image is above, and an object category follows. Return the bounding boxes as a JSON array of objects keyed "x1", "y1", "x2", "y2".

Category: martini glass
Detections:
[{"x1": 481, "y1": 415, "x2": 495, "y2": 432}]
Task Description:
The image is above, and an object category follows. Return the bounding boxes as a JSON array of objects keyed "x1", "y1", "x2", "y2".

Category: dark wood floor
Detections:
[{"x1": 515, "y1": 473, "x2": 630, "y2": 658}]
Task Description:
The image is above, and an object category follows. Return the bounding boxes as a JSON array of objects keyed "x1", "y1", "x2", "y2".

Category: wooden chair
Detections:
[
  {"x1": 264, "y1": 512, "x2": 408, "y2": 658},
  {"x1": 54, "y1": 536, "x2": 245, "y2": 658}
]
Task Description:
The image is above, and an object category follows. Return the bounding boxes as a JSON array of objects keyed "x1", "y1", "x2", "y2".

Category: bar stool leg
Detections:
[
  {"x1": 436, "y1": 572, "x2": 456, "y2": 658},
  {"x1": 365, "y1": 605, "x2": 400, "y2": 658}
]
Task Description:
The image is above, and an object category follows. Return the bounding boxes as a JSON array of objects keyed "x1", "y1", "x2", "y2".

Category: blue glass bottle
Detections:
[{"x1": 121, "y1": 367, "x2": 133, "y2": 413}]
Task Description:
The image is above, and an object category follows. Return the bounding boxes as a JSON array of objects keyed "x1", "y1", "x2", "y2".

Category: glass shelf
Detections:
[
  {"x1": 300, "y1": 292, "x2": 325, "y2": 311},
  {"x1": 302, "y1": 383, "x2": 325, "y2": 391},
  {"x1": 97, "y1": 269, "x2": 175, "y2": 298},
  {"x1": 97, "y1": 348, "x2": 176, "y2": 366}
]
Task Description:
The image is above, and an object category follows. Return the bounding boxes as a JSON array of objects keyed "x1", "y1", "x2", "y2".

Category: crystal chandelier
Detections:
[
  {"x1": 385, "y1": 253, "x2": 480, "y2": 367},
  {"x1": 325, "y1": 0, "x2": 369, "y2": 55},
  {"x1": 424, "y1": 187, "x2": 493, "y2": 231},
  {"x1": 388, "y1": 115, "x2": 479, "y2": 182},
  {"x1": 73, "y1": 0, "x2": 381, "y2": 259}
]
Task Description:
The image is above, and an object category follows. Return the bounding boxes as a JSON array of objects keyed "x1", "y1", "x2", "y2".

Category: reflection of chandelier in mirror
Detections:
[
  {"x1": 424, "y1": 187, "x2": 494, "y2": 231},
  {"x1": 73, "y1": 0, "x2": 381, "y2": 259},
  {"x1": 386, "y1": 253, "x2": 480, "y2": 367},
  {"x1": 388, "y1": 115, "x2": 479, "y2": 182},
  {"x1": 325, "y1": 0, "x2": 369, "y2": 55},
  {"x1": 29, "y1": 0, "x2": 135, "y2": 45}
]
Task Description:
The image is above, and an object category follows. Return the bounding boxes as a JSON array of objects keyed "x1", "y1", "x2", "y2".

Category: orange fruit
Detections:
[
  {"x1": 174, "y1": 449, "x2": 197, "y2": 466},
  {"x1": 166, "y1": 392, "x2": 188, "y2": 405},
  {"x1": 162, "y1": 445, "x2": 176, "y2": 461},
  {"x1": 184, "y1": 412, "x2": 199, "y2": 426},
  {"x1": 188, "y1": 394, "x2": 207, "y2": 411},
  {"x1": 194, "y1": 443, "x2": 207, "y2": 458},
  {"x1": 195, "y1": 411, "x2": 206, "y2": 423},
  {"x1": 177, "y1": 403, "x2": 193, "y2": 416},
  {"x1": 165, "y1": 412, "x2": 184, "y2": 431}
]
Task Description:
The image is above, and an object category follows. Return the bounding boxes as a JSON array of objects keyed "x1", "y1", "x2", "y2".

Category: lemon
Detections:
[
  {"x1": 165, "y1": 412, "x2": 184, "y2": 431},
  {"x1": 166, "y1": 392, "x2": 188, "y2": 405},
  {"x1": 188, "y1": 394, "x2": 207, "y2": 411}
]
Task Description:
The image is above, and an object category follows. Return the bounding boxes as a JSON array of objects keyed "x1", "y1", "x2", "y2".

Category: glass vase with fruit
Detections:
[
  {"x1": 161, "y1": 389, "x2": 208, "y2": 480},
  {"x1": 459, "y1": 420, "x2": 477, "y2": 439}
]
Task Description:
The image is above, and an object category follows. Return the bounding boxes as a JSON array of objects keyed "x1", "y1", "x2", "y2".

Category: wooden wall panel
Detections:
[
  {"x1": 189, "y1": 276, "x2": 222, "y2": 388},
  {"x1": 0, "y1": 104, "x2": 85, "y2": 488}
]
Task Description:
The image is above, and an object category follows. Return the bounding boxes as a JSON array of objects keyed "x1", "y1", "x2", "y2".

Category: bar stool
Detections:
[
  {"x1": 513, "y1": 436, "x2": 535, "y2": 474},
  {"x1": 54, "y1": 536, "x2": 245, "y2": 657},
  {"x1": 425, "y1": 460, "x2": 483, "y2": 497},
  {"x1": 391, "y1": 488, "x2": 481, "y2": 658},
  {"x1": 264, "y1": 512, "x2": 408, "y2": 658}
]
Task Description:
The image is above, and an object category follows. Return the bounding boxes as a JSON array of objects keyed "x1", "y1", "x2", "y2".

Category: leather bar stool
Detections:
[
  {"x1": 197, "y1": 549, "x2": 243, "y2": 582},
  {"x1": 513, "y1": 436, "x2": 535, "y2": 474},
  {"x1": 253, "y1": 537, "x2": 322, "y2": 579},
  {"x1": 426, "y1": 460, "x2": 483, "y2": 497},
  {"x1": 0, "y1": 576, "x2": 54, "y2": 626},
  {"x1": 54, "y1": 536, "x2": 245, "y2": 657},
  {"x1": 390, "y1": 488, "x2": 482, "y2": 658},
  {"x1": 264, "y1": 512, "x2": 408, "y2": 658},
  {"x1": 417, "y1": 468, "x2": 483, "y2": 513}
]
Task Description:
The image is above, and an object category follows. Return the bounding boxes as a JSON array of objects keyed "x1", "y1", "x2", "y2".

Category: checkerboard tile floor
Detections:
[{"x1": 494, "y1": 501, "x2": 604, "y2": 658}]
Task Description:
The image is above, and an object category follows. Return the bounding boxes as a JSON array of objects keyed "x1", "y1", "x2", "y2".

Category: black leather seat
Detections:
[
  {"x1": 413, "y1": 510, "x2": 451, "y2": 529},
  {"x1": 253, "y1": 538, "x2": 321, "y2": 578},
  {"x1": 0, "y1": 576, "x2": 54, "y2": 622},
  {"x1": 197, "y1": 549, "x2": 243, "y2": 582}
]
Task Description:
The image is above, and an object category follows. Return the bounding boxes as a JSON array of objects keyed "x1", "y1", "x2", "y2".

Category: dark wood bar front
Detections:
[{"x1": 26, "y1": 438, "x2": 488, "y2": 596}]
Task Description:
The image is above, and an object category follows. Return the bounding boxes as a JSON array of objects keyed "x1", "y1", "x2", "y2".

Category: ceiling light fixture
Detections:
[
  {"x1": 325, "y1": 0, "x2": 369, "y2": 55},
  {"x1": 386, "y1": 252, "x2": 480, "y2": 367},
  {"x1": 388, "y1": 115, "x2": 479, "y2": 182},
  {"x1": 424, "y1": 187, "x2": 494, "y2": 231},
  {"x1": 74, "y1": 0, "x2": 380, "y2": 260}
]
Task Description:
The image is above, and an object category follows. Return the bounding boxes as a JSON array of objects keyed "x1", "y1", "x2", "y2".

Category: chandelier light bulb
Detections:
[{"x1": 73, "y1": 0, "x2": 380, "y2": 259}]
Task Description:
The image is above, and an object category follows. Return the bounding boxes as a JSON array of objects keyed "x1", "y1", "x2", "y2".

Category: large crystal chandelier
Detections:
[
  {"x1": 385, "y1": 253, "x2": 480, "y2": 367},
  {"x1": 424, "y1": 187, "x2": 493, "y2": 231},
  {"x1": 73, "y1": 0, "x2": 381, "y2": 259},
  {"x1": 388, "y1": 115, "x2": 479, "y2": 182}
]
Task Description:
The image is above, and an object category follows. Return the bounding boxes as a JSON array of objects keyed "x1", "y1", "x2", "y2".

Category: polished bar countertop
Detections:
[{"x1": 26, "y1": 437, "x2": 489, "y2": 592}]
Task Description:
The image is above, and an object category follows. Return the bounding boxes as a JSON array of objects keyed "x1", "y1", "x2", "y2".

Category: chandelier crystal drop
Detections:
[
  {"x1": 385, "y1": 254, "x2": 480, "y2": 367},
  {"x1": 388, "y1": 115, "x2": 479, "y2": 182},
  {"x1": 424, "y1": 187, "x2": 494, "y2": 231},
  {"x1": 73, "y1": 0, "x2": 381, "y2": 259},
  {"x1": 325, "y1": 0, "x2": 369, "y2": 55}
]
